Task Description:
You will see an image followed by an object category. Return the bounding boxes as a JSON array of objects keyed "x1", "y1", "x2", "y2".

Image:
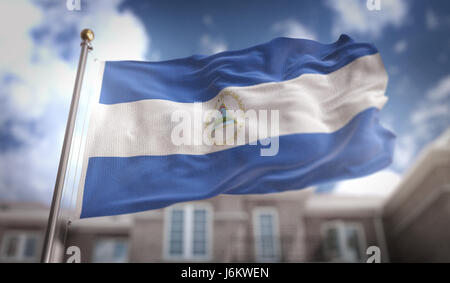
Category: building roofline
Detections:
[{"x1": 383, "y1": 127, "x2": 450, "y2": 215}]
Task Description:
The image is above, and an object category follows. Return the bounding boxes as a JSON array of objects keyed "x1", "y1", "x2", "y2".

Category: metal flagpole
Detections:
[{"x1": 41, "y1": 29, "x2": 94, "y2": 263}]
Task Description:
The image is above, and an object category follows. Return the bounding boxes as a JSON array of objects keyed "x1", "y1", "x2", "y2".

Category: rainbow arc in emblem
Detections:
[{"x1": 211, "y1": 103, "x2": 236, "y2": 130}]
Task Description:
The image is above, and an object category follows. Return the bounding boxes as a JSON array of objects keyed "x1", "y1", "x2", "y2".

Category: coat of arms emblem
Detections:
[{"x1": 204, "y1": 90, "x2": 245, "y2": 145}]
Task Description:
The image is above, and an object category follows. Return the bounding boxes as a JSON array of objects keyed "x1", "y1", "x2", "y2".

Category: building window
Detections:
[
  {"x1": 192, "y1": 209, "x2": 207, "y2": 256},
  {"x1": 165, "y1": 204, "x2": 212, "y2": 260},
  {"x1": 321, "y1": 221, "x2": 366, "y2": 262},
  {"x1": 168, "y1": 209, "x2": 184, "y2": 256},
  {"x1": 0, "y1": 231, "x2": 41, "y2": 262},
  {"x1": 92, "y1": 238, "x2": 128, "y2": 263},
  {"x1": 253, "y1": 208, "x2": 280, "y2": 262}
]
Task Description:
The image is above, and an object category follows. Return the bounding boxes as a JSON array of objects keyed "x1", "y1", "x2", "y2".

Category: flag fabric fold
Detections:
[{"x1": 76, "y1": 35, "x2": 395, "y2": 218}]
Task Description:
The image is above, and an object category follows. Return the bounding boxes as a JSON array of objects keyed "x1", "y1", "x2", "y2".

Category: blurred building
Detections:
[
  {"x1": 0, "y1": 128, "x2": 449, "y2": 263},
  {"x1": 383, "y1": 128, "x2": 450, "y2": 262}
]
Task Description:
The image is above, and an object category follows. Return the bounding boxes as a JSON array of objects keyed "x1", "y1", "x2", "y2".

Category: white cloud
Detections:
[
  {"x1": 199, "y1": 15, "x2": 227, "y2": 55},
  {"x1": 326, "y1": 0, "x2": 409, "y2": 38},
  {"x1": 202, "y1": 14, "x2": 214, "y2": 28},
  {"x1": 411, "y1": 104, "x2": 449, "y2": 125},
  {"x1": 392, "y1": 134, "x2": 417, "y2": 170},
  {"x1": 426, "y1": 9, "x2": 439, "y2": 30},
  {"x1": 426, "y1": 74, "x2": 450, "y2": 101},
  {"x1": 200, "y1": 34, "x2": 227, "y2": 54},
  {"x1": 400, "y1": 73, "x2": 450, "y2": 166},
  {"x1": 0, "y1": 0, "x2": 150, "y2": 203},
  {"x1": 393, "y1": 39, "x2": 407, "y2": 54},
  {"x1": 31, "y1": 0, "x2": 149, "y2": 62},
  {"x1": 388, "y1": 65, "x2": 401, "y2": 77},
  {"x1": 411, "y1": 74, "x2": 450, "y2": 128},
  {"x1": 0, "y1": 1, "x2": 42, "y2": 75},
  {"x1": 271, "y1": 19, "x2": 317, "y2": 40},
  {"x1": 334, "y1": 170, "x2": 401, "y2": 198}
]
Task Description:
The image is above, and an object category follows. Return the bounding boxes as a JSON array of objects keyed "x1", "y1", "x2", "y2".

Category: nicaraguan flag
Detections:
[{"x1": 76, "y1": 35, "x2": 395, "y2": 218}]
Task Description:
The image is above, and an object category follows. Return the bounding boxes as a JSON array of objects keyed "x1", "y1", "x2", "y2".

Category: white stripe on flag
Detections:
[{"x1": 84, "y1": 53, "x2": 387, "y2": 157}]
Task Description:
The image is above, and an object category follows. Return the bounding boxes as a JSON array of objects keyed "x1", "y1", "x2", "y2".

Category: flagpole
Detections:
[{"x1": 41, "y1": 29, "x2": 94, "y2": 263}]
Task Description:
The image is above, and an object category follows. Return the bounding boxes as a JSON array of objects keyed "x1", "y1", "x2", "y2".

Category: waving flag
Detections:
[{"x1": 76, "y1": 35, "x2": 395, "y2": 218}]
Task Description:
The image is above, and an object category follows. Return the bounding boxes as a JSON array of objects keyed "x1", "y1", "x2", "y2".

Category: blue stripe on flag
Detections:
[
  {"x1": 99, "y1": 35, "x2": 378, "y2": 104},
  {"x1": 80, "y1": 108, "x2": 394, "y2": 218}
]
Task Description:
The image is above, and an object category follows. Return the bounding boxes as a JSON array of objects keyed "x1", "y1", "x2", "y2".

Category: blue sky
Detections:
[{"x1": 0, "y1": 0, "x2": 449, "y2": 203}]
